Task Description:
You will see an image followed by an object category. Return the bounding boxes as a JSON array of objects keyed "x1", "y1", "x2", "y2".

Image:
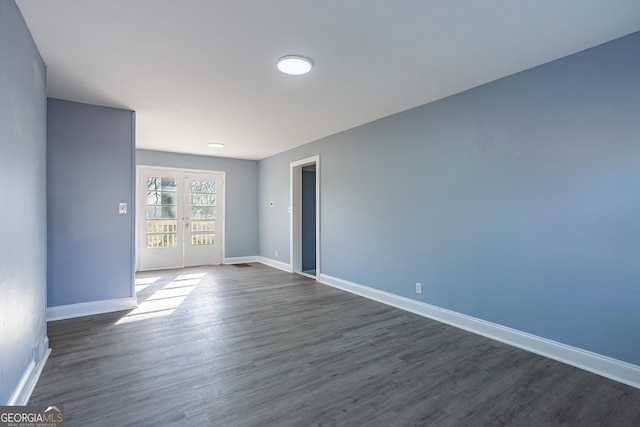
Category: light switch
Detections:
[{"x1": 119, "y1": 203, "x2": 127, "y2": 214}]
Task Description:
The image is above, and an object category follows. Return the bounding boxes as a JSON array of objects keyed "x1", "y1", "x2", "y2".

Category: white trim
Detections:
[
  {"x1": 319, "y1": 273, "x2": 640, "y2": 390},
  {"x1": 257, "y1": 256, "x2": 291, "y2": 272},
  {"x1": 290, "y1": 155, "x2": 321, "y2": 276},
  {"x1": 47, "y1": 297, "x2": 138, "y2": 322},
  {"x1": 315, "y1": 158, "x2": 321, "y2": 276},
  {"x1": 290, "y1": 163, "x2": 299, "y2": 273},
  {"x1": 8, "y1": 338, "x2": 51, "y2": 405},
  {"x1": 136, "y1": 164, "x2": 225, "y2": 175},
  {"x1": 129, "y1": 116, "x2": 136, "y2": 298},
  {"x1": 135, "y1": 165, "x2": 141, "y2": 272},
  {"x1": 221, "y1": 174, "x2": 226, "y2": 263},
  {"x1": 224, "y1": 256, "x2": 259, "y2": 264}
]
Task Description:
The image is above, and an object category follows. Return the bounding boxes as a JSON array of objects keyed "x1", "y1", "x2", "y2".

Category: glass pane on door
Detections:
[
  {"x1": 189, "y1": 179, "x2": 216, "y2": 246},
  {"x1": 146, "y1": 177, "x2": 178, "y2": 248}
]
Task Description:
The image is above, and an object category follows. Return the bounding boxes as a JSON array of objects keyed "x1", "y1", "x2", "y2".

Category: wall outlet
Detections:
[
  {"x1": 415, "y1": 282, "x2": 422, "y2": 294},
  {"x1": 275, "y1": 249, "x2": 278, "y2": 257}
]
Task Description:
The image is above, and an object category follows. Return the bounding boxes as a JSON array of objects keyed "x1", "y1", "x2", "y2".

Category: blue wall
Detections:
[
  {"x1": 0, "y1": 1, "x2": 48, "y2": 404},
  {"x1": 259, "y1": 32, "x2": 640, "y2": 365},
  {"x1": 47, "y1": 99, "x2": 135, "y2": 307},
  {"x1": 136, "y1": 150, "x2": 259, "y2": 258}
]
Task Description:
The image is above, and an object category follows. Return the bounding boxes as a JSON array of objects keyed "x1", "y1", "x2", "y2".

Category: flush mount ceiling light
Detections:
[
  {"x1": 207, "y1": 142, "x2": 225, "y2": 148},
  {"x1": 277, "y1": 55, "x2": 314, "y2": 75}
]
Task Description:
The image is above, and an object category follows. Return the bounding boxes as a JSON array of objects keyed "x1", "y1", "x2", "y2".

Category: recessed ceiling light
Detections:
[
  {"x1": 277, "y1": 55, "x2": 314, "y2": 75},
  {"x1": 207, "y1": 142, "x2": 225, "y2": 148}
]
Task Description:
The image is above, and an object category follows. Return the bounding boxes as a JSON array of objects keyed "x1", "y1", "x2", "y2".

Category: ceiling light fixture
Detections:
[
  {"x1": 207, "y1": 142, "x2": 225, "y2": 148},
  {"x1": 277, "y1": 55, "x2": 314, "y2": 75}
]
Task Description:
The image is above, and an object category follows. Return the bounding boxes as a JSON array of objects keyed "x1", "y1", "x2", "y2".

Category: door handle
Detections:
[{"x1": 185, "y1": 222, "x2": 190, "y2": 228}]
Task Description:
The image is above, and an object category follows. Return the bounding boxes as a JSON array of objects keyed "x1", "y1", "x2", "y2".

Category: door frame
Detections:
[
  {"x1": 290, "y1": 155, "x2": 320, "y2": 278},
  {"x1": 136, "y1": 165, "x2": 226, "y2": 271}
]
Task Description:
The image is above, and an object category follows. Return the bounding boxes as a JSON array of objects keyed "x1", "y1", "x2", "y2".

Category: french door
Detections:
[{"x1": 137, "y1": 167, "x2": 224, "y2": 271}]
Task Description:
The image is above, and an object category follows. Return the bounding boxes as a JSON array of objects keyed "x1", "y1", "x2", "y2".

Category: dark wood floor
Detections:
[{"x1": 30, "y1": 264, "x2": 640, "y2": 426}]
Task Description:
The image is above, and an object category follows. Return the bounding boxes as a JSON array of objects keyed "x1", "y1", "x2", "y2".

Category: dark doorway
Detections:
[{"x1": 301, "y1": 165, "x2": 316, "y2": 276}]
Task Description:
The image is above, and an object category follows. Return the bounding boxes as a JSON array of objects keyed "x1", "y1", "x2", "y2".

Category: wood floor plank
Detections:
[{"x1": 30, "y1": 264, "x2": 640, "y2": 426}]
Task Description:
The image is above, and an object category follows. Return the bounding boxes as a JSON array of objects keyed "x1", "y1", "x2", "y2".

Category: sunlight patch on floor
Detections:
[
  {"x1": 134, "y1": 276, "x2": 161, "y2": 293},
  {"x1": 117, "y1": 276, "x2": 199, "y2": 324},
  {"x1": 163, "y1": 278, "x2": 202, "y2": 289},
  {"x1": 175, "y1": 272, "x2": 207, "y2": 281}
]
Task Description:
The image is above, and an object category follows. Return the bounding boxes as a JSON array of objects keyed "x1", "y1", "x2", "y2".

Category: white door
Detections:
[
  {"x1": 183, "y1": 171, "x2": 223, "y2": 267},
  {"x1": 138, "y1": 167, "x2": 224, "y2": 271}
]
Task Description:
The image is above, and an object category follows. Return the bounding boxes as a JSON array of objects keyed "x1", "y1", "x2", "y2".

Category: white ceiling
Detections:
[{"x1": 16, "y1": 1, "x2": 640, "y2": 160}]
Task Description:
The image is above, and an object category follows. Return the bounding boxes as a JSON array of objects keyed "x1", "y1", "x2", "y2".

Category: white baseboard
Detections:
[
  {"x1": 47, "y1": 297, "x2": 138, "y2": 322},
  {"x1": 224, "y1": 256, "x2": 259, "y2": 264},
  {"x1": 257, "y1": 256, "x2": 291, "y2": 272},
  {"x1": 319, "y1": 273, "x2": 640, "y2": 390},
  {"x1": 8, "y1": 336, "x2": 51, "y2": 405}
]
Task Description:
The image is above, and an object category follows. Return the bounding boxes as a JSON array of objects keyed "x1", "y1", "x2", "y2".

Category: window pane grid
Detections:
[
  {"x1": 191, "y1": 221, "x2": 215, "y2": 232},
  {"x1": 191, "y1": 234, "x2": 215, "y2": 246},
  {"x1": 147, "y1": 233, "x2": 177, "y2": 248},
  {"x1": 146, "y1": 176, "x2": 178, "y2": 248}
]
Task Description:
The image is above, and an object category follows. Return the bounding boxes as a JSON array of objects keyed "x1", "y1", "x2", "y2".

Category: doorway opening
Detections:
[{"x1": 290, "y1": 155, "x2": 320, "y2": 279}]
